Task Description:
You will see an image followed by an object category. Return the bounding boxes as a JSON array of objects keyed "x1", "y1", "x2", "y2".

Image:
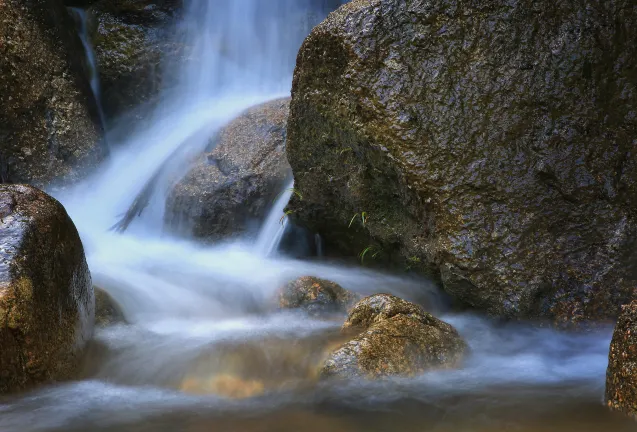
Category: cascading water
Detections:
[
  {"x1": 0, "y1": 1, "x2": 630, "y2": 431},
  {"x1": 254, "y1": 180, "x2": 295, "y2": 256},
  {"x1": 68, "y1": 7, "x2": 107, "y2": 130}
]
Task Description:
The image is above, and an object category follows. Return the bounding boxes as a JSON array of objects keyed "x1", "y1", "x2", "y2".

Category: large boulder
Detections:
[
  {"x1": 606, "y1": 301, "x2": 637, "y2": 419},
  {"x1": 0, "y1": 185, "x2": 94, "y2": 394},
  {"x1": 277, "y1": 276, "x2": 360, "y2": 317},
  {"x1": 286, "y1": 0, "x2": 637, "y2": 324},
  {"x1": 321, "y1": 294, "x2": 467, "y2": 379},
  {"x1": 0, "y1": 0, "x2": 105, "y2": 187},
  {"x1": 165, "y1": 98, "x2": 292, "y2": 241}
]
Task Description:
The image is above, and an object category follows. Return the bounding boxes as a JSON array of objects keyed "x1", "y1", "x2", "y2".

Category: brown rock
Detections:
[
  {"x1": 606, "y1": 301, "x2": 637, "y2": 419},
  {"x1": 165, "y1": 98, "x2": 292, "y2": 241},
  {"x1": 321, "y1": 294, "x2": 467, "y2": 379},
  {"x1": 0, "y1": 184, "x2": 94, "y2": 394},
  {"x1": 94, "y1": 287, "x2": 126, "y2": 326},
  {"x1": 278, "y1": 276, "x2": 360, "y2": 317},
  {"x1": 0, "y1": 0, "x2": 105, "y2": 187}
]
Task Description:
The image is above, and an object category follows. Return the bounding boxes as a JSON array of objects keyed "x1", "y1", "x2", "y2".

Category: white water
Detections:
[
  {"x1": 254, "y1": 180, "x2": 294, "y2": 256},
  {"x1": 0, "y1": 1, "x2": 621, "y2": 431}
]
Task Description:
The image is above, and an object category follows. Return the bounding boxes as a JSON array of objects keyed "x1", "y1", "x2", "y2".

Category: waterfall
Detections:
[
  {"x1": 68, "y1": 7, "x2": 107, "y2": 130},
  {"x1": 254, "y1": 180, "x2": 295, "y2": 256}
]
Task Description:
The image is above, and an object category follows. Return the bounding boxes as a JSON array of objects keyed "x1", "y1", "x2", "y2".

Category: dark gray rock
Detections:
[
  {"x1": 286, "y1": 0, "x2": 637, "y2": 325},
  {"x1": 165, "y1": 98, "x2": 291, "y2": 241}
]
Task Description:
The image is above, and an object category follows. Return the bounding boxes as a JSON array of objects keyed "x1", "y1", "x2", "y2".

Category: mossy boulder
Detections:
[
  {"x1": 0, "y1": 0, "x2": 105, "y2": 187},
  {"x1": 321, "y1": 294, "x2": 467, "y2": 379},
  {"x1": 286, "y1": 0, "x2": 637, "y2": 325},
  {"x1": 0, "y1": 185, "x2": 94, "y2": 394},
  {"x1": 606, "y1": 301, "x2": 637, "y2": 419},
  {"x1": 278, "y1": 276, "x2": 360, "y2": 317},
  {"x1": 165, "y1": 98, "x2": 292, "y2": 241},
  {"x1": 86, "y1": 0, "x2": 183, "y2": 121}
]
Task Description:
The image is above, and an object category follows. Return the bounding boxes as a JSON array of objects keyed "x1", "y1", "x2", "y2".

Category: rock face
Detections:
[
  {"x1": 286, "y1": 0, "x2": 637, "y2": 324},
  {"x1": 321, "y1": 294, "x2": 467, "y2": 379},
  {"x1": 0, "y1": 185, "x2": 94, "y2": 394},
  {"x1": 606, "y1": 301, "x2": 637, "y2": 419},
  {"x1": 165, "y1": 98, "x2": 292, "y2": 241},
  {"x1": 0, "y1": 0, "x2": 105, "y2": 187},
  {"x1": 85, "y1": 0, "x2": 182, "y2": 122},
  {"x1": 278, "y1": 276, "x2": 360, "y2": 316}
]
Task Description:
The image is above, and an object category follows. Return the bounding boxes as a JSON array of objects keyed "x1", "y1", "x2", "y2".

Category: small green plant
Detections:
[
  {"x1": 359, "y1": 245, "x2": 382, "y2": 264},
  {"x1": 348, "y1": 212, "x2": 369, "y2": 228},
  {"x1": 339, "y1": 147, "x2": 353, "y2": 155},
  {"x1": 405, "y1": 256, "x2": 421, "y2": 271}
]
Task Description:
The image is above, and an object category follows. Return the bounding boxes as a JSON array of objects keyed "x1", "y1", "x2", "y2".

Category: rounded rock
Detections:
[
  {"x1": 321, "y1": 294, "x2": 467, "y2": 379},
  {"x1": 0, "y1": 185, "x2": 94, "y2": 394},
  {"x1": 278, "y1": 276, "x2": 360, "y2": 317}
]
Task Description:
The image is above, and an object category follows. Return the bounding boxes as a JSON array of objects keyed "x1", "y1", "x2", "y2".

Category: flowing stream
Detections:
[{"x1": 0, "y1": 1, "x2": 634, "y2": 431}]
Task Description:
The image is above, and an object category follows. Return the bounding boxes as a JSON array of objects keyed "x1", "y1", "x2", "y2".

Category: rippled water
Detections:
[{"x1": 0, "y1": 0, "x2": 631, "y2": 431}]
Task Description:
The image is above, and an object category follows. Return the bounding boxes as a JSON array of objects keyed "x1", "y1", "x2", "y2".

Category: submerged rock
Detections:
[
  {"x1": 286, "y1": 0, "x2": 637, "y2": 324},
  {"x1": 278, "y1": 276, "x2": 360, "y2": 316},
  {"x1": 321, "y1": 294, "x2": 467, "y2": 379},
  {"x1": 94, "y1": 287, "x2": 126, "y2": 326},
  {"x1": 0, "y1": 185, "x2": 94, "y2": 394},
  {"x1": 165, "y1": 98, "x2": 292, "y2": 241},
  {"x1": 606, "y1": 301, "x2": 637, "y2": 419},
  {"x1": 0, "y1": 0, "x2": 105, "y2": 186}
]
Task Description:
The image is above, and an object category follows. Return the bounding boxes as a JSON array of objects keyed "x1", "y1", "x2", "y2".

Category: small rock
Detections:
[
  {"x1": 321, "y1": 294, "x2": 467, "y2": 379},
  {"x1": 94, "y1": 287, "x2": 126, "y2": 326},
  {"x1": 605, "y1": 301, "x2": 637, "y2": 419},
  {"x1": 278, "y1": 276, "x2": 360, "y2": 317}
]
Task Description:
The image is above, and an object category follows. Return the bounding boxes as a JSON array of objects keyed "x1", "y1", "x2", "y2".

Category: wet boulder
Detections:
[
  {"x1": 606, "y1": 301, "x2": 637, "y2": 419},
  {"x1": 165, "y1": 98, "x2": 292, "y2": 241},
  {"x1": 286, "y1": 0, "x2": 637, "y2": 325},
  {"x1": 321, "y1": 294, "x2": 467, "y2": 379},
  {"x1": 277, "y1": 276, "x2": 360, "y2": 317},
  {"x1": 0, "y1": 0, "x2": 105, "y2": 187},
  {"x1": 0, "y1": 185, "x2": 94, "y2": 394},
  {"x1": 85, "y1": 0, "x2": 183, "y2": 122}
]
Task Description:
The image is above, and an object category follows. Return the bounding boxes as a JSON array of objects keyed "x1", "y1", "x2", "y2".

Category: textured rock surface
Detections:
[
  {"x1": 606, "y1": 301, "x2": 637, "y2": 419},
  {"x1": 0, "y1": 185, "x2": 94, "y2": 394},
  {"x1": 278, "y1": 276, "x2": 360, "y2": 316},
  {"x1": 94, "y1": 287, "x2": 126, "y2": 327},
  {"x1": 0, "y1": 0, "x2": 105, "y2": 186},
  {"x1": 165, "y1": 98, "x2": 292, "y2": 241},
  {"x1": 87, "y1": 0, "x2": 183, "y2": 121},
  {"x1": 286, "y1": 0, "x2": 637, "y2": 324},
  {"x1": 321, "y1": 294, "x2": 467, "y2": 379}
]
